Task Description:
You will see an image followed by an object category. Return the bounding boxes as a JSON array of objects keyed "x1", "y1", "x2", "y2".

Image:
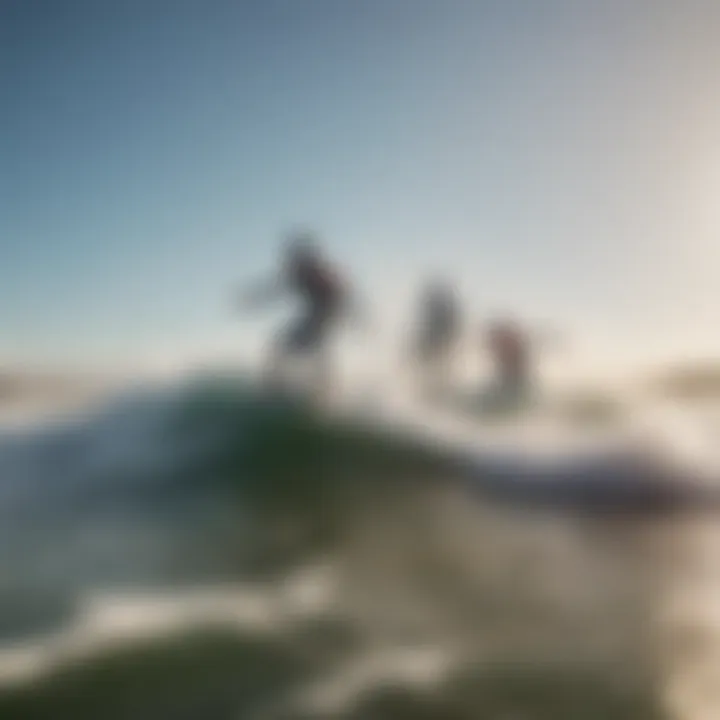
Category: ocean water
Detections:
[{"x1": 0, "y1": 372, "x2": 719, "y2": 719}]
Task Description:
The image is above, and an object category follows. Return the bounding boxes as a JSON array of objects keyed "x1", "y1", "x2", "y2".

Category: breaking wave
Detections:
[{"x1": 0, "y1": 371, "x2": 718, "y2": 719}]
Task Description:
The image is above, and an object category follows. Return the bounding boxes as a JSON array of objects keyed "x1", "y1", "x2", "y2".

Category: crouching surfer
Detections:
[
  {"x1": 480, "y1": 316, "x2": 535, "y2": 411},
  {"x1": 239, "y1": 231, "x2": 362, "y2": 400}
]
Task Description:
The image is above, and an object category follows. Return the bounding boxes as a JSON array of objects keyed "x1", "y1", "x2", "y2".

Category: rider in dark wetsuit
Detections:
[
  {"x1": 280, "y1": 238, "x2": 345, "y2": 357},
  {"x1": 415, "y1": 281, "x2": 460, "y2": 359},
  {"x1": 412, "y1": 280, "x2": 461, "y2": 395},
  {"x1": 242, "y1": 233, "x2": 352, "y2": 394},
  {"x1": 485, "y1": 317, "x2": 531, "y2": 393}
]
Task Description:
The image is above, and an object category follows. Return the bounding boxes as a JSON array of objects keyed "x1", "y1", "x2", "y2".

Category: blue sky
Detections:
[{"x1": 3, "y1": 0, "x2": 720, "y2": 369}]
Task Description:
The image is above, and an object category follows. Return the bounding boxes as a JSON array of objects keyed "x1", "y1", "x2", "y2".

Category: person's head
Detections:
[
  {"x1": 485, "y1": 314, "x2": 521, "y2": 341},
  {"x1": 283, "y1": 230, "x2": 320, "y2": 266},
  {"x1": 423, "y1": 277, "x2": 453, "y2": 303}
]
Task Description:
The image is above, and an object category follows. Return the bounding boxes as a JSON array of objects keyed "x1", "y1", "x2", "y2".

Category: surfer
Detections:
[
  {"x1": 482, "y1": 316, "x2": 533, "y2": 406},
  {"x1": 411, "y1": 279, "x2": 462, "y2": 396},
  {"x1": 240, "y1": 232, "x2": 359, "y2": 397},
  {"x1": 481, "y1": 316, "x2": 566, "y2": 411}
]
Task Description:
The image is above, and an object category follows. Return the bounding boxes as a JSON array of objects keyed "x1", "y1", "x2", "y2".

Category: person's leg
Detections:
[
  {"x1": 413, "y1": 325, "x2": 433, "y2": 390},
  {"x1": 261, "y1": 338, "x2": 285, "y2": 391},
  {"x1": 263, "y1": 314, "x2": 310, "y2": 391},
  {"x1": 421, "y1": 329, "x2": 455, "y2": 401},
  {"x1": 306, "y1": 307, "x2": 338, "y2": 401},
  {"x1": 496, "y1": 362, "x2": 533, "y2": 410}
]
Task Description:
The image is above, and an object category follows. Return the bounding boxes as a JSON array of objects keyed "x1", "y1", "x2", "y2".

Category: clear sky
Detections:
[{"x1": 3, "y1": 0, "x2": 720, "y2": 370}]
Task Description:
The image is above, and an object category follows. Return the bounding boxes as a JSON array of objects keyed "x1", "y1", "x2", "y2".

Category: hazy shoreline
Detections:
[{"x1": 0, "y1": 369, "x2": 124, "y2": 431}]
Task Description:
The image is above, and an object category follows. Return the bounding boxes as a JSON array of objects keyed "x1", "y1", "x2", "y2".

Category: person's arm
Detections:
[
  {"x1": 532, "y1": 326, "x2": 564, "y2": 350},
  {"x1": 236, "y1": 274, "x2": 286, "y2": 312}
]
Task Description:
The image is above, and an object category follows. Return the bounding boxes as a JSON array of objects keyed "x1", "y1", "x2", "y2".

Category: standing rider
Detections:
[
  {"x1": 241, "y1": 231, "x2": 356, "y2": 395},
  {"x1": 411, "y1": 279, "x2": 462, "y2": 395}
]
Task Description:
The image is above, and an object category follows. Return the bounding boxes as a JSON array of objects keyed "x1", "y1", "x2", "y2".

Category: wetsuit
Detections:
[
  {"x1": 488, "y1": 321, "x2": 529, "y2": 388},
  {"x1": 281, "y1": 258, "x2": 344, "y2": 354},
  {"x1": 416, "y1": 288, "x2": 459, "y2": 362}
]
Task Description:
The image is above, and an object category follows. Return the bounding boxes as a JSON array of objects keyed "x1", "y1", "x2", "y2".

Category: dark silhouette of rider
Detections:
[
  {"x1": 411, "y1": 279, "x2": 462, "y2": 395},
  {"x1": 241, "y1": 232, "x2": 358, "y2": 395}
]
